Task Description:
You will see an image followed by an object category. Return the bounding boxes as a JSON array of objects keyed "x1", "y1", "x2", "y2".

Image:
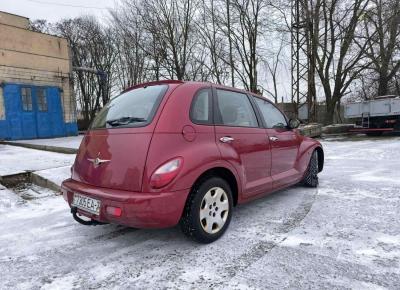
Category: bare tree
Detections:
[
  {"x1": 138, "y1": 0, "x2": 199, "y2": 80},
  {"x1": 29, "y1": 19, "x2": 52, "y2": 33},
  {"x1": 225, "y1": 0, "x2": 236, "y2": 87},
  {"x1": 55, "y1": 17, "x2": 115, "y2": 125},
  {"x1": 263, "y1": 38, "x2": 285, "y2": 103},
  {"x1": 110, "y1": 3, "x2": 150, "y2": 88},
  {"x1": 195, "y1": 0, "x2": 231, "y2": 84},
  {"x1": 228, "y1": 0, "x2": 269, "y2": 93},
  {"x1": 34, "y1": 0, "x2": 400, "y2": 127},
  {"x1": 312, "y1": 0, "x2": 370, "y2": 124},
  {"x1": 360, "y1": 0, "x2": 400, "y2": 96}
]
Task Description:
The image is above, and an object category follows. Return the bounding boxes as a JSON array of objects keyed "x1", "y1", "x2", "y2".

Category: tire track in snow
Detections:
[
  {"x1": 1, "y1": 187, "x2": 319, "y2": 289},
  {"x1": 222, "y1": 188, "x2": 318, "y2": 281}
]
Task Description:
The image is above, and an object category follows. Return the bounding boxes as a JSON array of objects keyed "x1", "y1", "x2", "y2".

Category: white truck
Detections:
[{"x1": 344, "y1": 95, "x2": 400, "y2": 136}]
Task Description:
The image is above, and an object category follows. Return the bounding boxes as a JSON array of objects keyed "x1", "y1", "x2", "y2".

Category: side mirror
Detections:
[{"x1": 288, "y1": 118, "x2": 300, "y2": 129}]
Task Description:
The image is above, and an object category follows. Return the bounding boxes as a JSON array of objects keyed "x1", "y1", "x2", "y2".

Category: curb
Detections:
[
  {"x1": 31, "y1": 172, "x2": 61, "y2": 192},
  {"x1": 1, "y1": 171, "x2": 61, "y2": 192},
  {"x1": 0, "y1": 141, "x2": 77, "y2": 154}
]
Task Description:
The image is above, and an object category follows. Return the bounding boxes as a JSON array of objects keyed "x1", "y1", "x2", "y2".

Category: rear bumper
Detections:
[{"x1": 61, "y1": 179, "x2": 189, "y2": 228}]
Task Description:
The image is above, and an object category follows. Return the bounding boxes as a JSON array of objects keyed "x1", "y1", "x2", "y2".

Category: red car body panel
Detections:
[
  {"x1": 72, "y1": 131, "x2": 152, "y2": 191},
  {"x1": 215, "y1": 125, "x2": 273, "y2": 199},
  {"x1": 62, "y1": 80, "x2": 323, "y2": 229}
]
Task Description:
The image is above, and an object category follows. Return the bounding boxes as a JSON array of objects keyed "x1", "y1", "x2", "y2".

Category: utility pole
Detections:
[{"x1": 291, "y1": 0, "x2": 317, "y2": 122}]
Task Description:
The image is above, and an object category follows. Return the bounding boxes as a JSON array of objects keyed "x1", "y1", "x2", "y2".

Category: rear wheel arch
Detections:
[{"x1": 189, "y1": 167, "x2": 239, "y2": 206}]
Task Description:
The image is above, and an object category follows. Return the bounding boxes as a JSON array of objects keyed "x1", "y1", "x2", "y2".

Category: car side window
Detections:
[
  {"x1": 216, "y1": 89, "x2": 258, "y2": 127},
  {"x1": 190, "y1": 88, "x2": 212, "y2": 124},
  {"x1": 254, "y1": 97, "x2": 287, "y2": 129}
]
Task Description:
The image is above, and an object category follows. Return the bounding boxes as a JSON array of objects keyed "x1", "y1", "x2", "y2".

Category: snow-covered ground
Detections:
[
  {"x1": 0, "y1": 136, "x2": 399, "y2": 289},
  {"x1": 11, "y1": 135, "x2": 84, "y2": 150},
  {"x1": 34, "y1": 166, "x2": 72, "y2": 187},
  {"x1": 0, "y1": 145, "x2": 75, "y2": 176}
]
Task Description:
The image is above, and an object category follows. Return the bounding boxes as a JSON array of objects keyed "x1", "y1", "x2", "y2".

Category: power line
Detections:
[{"x1": 26, "y1": 0, "x2": 110, "y2": 10}]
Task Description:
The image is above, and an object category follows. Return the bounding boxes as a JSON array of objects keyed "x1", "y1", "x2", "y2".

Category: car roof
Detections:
[
  {"x1": 122, "y1": 80, "x2": 184, "y2": 93},
  {"x1": 123, "y1": 80, "x2": 271, "y2": 101}
]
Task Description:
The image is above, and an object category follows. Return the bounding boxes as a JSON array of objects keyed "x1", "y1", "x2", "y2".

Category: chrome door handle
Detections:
[
  {"x1": 220, "y1": 136, "x2": 234, "y2": 143},
  {"x1": 269, "y1": 136, "x2": 279, "y2": 141}
]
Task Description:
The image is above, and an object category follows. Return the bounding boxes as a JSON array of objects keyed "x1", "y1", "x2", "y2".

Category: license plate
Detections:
[{"x1": 72, "y1": 193, "x2": 101, "y2": 215}]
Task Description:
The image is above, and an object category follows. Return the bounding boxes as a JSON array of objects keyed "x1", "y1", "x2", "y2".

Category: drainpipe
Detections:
[{"x1": 72, "y1": 66, "x2": 108, "y2": 105}]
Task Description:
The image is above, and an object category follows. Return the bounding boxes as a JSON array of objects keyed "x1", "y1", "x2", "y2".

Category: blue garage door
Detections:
[{"x1": 3, "y1": 84, "x2": 65, "y2": 140}]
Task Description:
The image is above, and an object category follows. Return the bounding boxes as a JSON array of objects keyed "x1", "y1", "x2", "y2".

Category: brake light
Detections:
[
  {"x1": 106, "y1": 206, "x2": 122, "y2": 217},
  {"x1": 150, "y1": 157, "x2": 183, "y2": 188}
]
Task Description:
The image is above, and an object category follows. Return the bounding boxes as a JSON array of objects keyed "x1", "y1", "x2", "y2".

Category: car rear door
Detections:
[
  {"x1": 213, "y1": 88, "x2": 272, "y2": 198},
  {"x1": 252, "y1": 97, "x2": 301, "y2": 189}
]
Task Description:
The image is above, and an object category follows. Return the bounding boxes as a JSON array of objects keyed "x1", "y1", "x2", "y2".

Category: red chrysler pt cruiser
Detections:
[{"x1": 61, "y1": 80, "x2": 323, "y2": 243}]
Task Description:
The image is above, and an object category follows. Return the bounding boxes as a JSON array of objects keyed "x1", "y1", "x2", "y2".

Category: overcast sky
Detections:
[
  {"x1": 0, "y1": 0, "x2": 291, "y2": 101},
  {"x1": 0, "y1": 0, "x2": 119, "y2": 23}
]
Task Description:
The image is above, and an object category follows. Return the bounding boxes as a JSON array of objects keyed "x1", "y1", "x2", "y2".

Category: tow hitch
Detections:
[{"x1": 71, "y1": 207, "x2": 106, "y2": 226}]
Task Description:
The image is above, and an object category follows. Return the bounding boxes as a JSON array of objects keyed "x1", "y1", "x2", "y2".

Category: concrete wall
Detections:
[
  {"x1": 0, "y1": 12, "x2": 76, "y2": 124},
  {"x1": 0, "y1": 24, "x2": 70, "y2": 72},
  {"x1": 0, "y1": 11, "x2": 29, "y2": 29}
]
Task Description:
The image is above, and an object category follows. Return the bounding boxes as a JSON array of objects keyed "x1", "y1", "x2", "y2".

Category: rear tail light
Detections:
[
  {"x1": 150, "y1": 157, "x2": 183, "y2": 188},
  {"x1": 106, "y1": 206, "x2": 122, "y2": 217}
]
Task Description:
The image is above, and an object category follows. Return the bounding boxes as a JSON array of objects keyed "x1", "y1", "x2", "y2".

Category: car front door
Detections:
[
  {"x1": 253, "y1": 97, "x2": 301, "y2": 189},
  {"x1": 213, "y1": 88, "x2": 272, "y2": 198}
]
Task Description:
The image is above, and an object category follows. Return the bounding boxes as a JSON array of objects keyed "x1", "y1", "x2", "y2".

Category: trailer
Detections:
[{"x1": 344, "y1": 95, "x2": 400, "y2": 136}]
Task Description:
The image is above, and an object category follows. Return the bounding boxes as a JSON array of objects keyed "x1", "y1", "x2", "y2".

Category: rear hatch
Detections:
[{"x1": 72, "y1": 84, "x2": 171, "y2": 192}]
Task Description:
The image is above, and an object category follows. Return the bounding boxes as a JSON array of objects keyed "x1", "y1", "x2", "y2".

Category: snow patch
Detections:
[
  {"x1": 281, "y1": 235, "x2": 315, "y2": 247},
  {"x1": 34, "y1": 166, "x2": 72, "y2": 187},
  {"x1": 0, "y1": 185, "x2": 24, "y2": 213},
  {"x1": 0, "y1": 145, "x2": 75, "y2": 176},
  {"x1": 41, "y1": 275, "x2": 76, "y2": 290}
]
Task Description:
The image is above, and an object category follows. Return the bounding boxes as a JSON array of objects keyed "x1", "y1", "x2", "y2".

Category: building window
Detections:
[
  {"x1": 21, "y1": 87, "x2": 33, "y2": 111},
  {"x1": 37, "y1": 88, "x2": 48, "y2": 111},
  {"x1": 0, "y1": 87, "x2": 5, "y2": 120}
]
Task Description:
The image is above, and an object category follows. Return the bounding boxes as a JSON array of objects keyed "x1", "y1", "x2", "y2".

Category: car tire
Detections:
[
  {"x1": 180, "y1": 177, "x2": 233, "y2": 244},
  {"x1": 302, "y1": 150, "x2": 319, "y2": 187}
]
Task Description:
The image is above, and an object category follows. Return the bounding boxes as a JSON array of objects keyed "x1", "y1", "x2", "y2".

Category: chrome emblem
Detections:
[{"x1": 88, "y1": 153, "x2": 110, "y2": 168}]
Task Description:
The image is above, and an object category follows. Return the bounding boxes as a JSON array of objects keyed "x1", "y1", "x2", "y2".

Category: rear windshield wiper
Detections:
[{"x1": 106, "y1": 116, "x2": 146, "y2": 127}]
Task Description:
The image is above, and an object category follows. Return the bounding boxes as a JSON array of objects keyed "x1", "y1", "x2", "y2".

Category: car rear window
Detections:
[{"x1": 90, "y1": 84, "x2": 168, "y2": 129}]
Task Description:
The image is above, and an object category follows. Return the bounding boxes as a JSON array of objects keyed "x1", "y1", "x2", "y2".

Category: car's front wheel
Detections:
[
  {"x1": 302, "y1": 150, "x2": 319, "y2": 187},
  {"x1": 180, "y1": 177, "x2": 233, "y2": 243}
]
